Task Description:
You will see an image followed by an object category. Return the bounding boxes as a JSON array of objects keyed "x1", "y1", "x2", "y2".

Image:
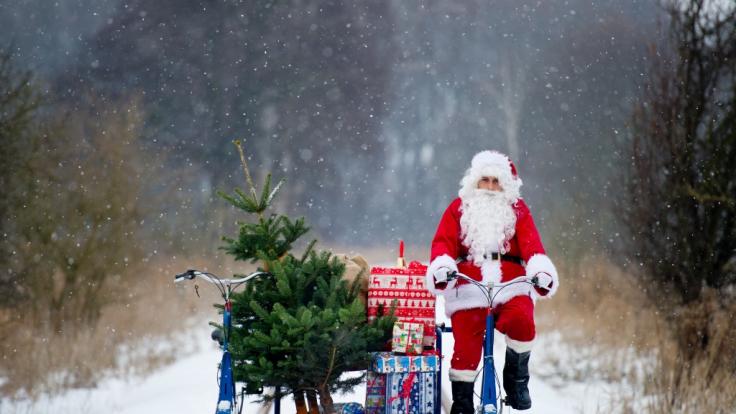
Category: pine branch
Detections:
[
  {"x1": 233, "y1": 139, "x2": 259, "y2": 201},
  {"x1": 259, "y1": 173, "x2": 273, "y2": 209},
  {"x1": 300, "y1": 239, "x2": 318, "y2": 263},
  {"x1": 266, "y1": 178, "x2": 285, "y2": 206}
]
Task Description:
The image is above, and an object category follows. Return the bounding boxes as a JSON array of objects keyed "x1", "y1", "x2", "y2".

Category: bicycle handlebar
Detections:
[
  {"x1": 446, "y1": 271, "x2": 539, "y2": 288},
  {"x1": 445, "y1": 271, "x2": 540, "y2": 309},
  {"x1": 174, "y1": 269, "x2": 269, "y2": 286}
]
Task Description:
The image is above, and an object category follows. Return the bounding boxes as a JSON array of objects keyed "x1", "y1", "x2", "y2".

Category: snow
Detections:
[{"x1": 3, "y1": 302, "x2": 623, "y2": 414}]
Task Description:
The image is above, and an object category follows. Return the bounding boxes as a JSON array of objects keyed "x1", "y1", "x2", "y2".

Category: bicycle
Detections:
[
  {"x1": 175, "y1": 269, "x2": 269, "y2": 414},
  {"x1": 435, "y1": 272, "x2": 540, "y2": 414}
]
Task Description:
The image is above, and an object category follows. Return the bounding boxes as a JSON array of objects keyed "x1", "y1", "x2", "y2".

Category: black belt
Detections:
[{"x1": 458, "y1": 253, "x2": 525, "y2": 266}]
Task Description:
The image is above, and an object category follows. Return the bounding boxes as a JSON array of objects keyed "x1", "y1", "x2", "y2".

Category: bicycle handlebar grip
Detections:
[{"x1": 174, "y1": 269, "x2": 196, "y2": 282}]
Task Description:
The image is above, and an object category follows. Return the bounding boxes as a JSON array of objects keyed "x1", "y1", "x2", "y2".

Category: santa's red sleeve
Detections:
[
  {"x1": 425, "y1": 198, "x2": 462, "y2": 294},
  {"x1": 515, "y1": 199, "x2": 559, "y2": 298}
]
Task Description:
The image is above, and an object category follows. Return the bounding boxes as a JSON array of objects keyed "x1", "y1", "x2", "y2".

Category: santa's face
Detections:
[
  {"x1": 477, "y1": 176, "x2": 503, "y2": 192},
  {"x1": 460, "y1": 179, "x2": 517, "y2": 264}
]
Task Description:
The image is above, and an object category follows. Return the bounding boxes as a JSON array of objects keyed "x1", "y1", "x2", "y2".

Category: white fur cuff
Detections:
[
  {"x1": 526, "y1": 254, "x2": 559, "y2": 299},
  {"x1": 506, "y1": 337, "x2": 534, "y2": 353},
  {"x1": 449, "y1": 368, "x2": 478, "y2": 382},
  {"x1": 425, "y1": 254, "x2": 458, "y2": 294}
]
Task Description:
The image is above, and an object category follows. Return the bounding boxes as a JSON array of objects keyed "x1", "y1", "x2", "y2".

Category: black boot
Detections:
[
  {"x1": 450, "y1": 381, "x2": 475, "y2": 414},
  {"x1": 503, "y1": 348, "x2": 531, "y2": 410}
]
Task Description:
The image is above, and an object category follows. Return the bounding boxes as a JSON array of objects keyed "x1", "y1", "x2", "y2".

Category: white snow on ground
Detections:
[{"x1": 3, "y1": 297, "x2": 624, "y2": 414}]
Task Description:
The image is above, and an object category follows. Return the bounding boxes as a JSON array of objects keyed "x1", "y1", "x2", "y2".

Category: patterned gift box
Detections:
[
  {"x1": 385, "y1": 371, "x2": 436, "y2": 414},
  {"x1": 367, "y1": 261, "x2": 436, "y2": 348},
  {"x1": 370, "y1": 352, "x2": 439, "y2": 374},
  {"x1": 365, "y1": 371, "x2": 388, "y2": 414},
  {"x1": 392, "y1": 322, "x2": 424, "y2": 355}
]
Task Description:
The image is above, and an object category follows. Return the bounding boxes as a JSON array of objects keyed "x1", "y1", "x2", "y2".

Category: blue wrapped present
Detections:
[
  {"x1": 385, "y1": 371, "x2": 436, "y2": 414},
  {"x1": 370, "y1": 352, "x2": 439, "y2": 374}
]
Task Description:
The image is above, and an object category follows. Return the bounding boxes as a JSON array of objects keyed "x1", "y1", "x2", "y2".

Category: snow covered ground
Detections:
[{"x1": 3, "y1": 297, "x2": 622, "y2": 414}]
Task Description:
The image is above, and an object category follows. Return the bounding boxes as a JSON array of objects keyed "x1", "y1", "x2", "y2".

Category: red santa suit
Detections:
[{"x1": 425, "y1": 151, "x2": 559, "y2": 383}]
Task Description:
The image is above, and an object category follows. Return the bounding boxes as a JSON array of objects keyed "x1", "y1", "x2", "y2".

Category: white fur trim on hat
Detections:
[
  {"x1": 459, "y1": 151, "x2": 522, "y2": 203},
  {"x1": 449, "y1": 368, "x2": 478, "y2": 382},
  {"x1": 526, "y1": 254, "x2": 559, "y2": 299},
  {"x1": 506, "y1": 337, "x2": 534, "y2": 353},
  {"x1": 425, "y1": 254, "x2": 458, "y2": 294}
]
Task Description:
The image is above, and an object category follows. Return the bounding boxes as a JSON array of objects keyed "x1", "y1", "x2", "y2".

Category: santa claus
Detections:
[{"x1": 425, "y1": 150, "x2": 559, "y2": 412}]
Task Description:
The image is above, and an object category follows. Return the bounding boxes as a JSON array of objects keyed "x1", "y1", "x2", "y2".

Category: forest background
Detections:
[{"x1": 1, "y1": 0, "x2": 734, "y2": 412}]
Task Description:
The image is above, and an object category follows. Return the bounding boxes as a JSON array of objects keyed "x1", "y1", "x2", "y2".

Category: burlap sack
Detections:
[{"x1": 334, "y1": 254, "x2": 369, "y2": 304}]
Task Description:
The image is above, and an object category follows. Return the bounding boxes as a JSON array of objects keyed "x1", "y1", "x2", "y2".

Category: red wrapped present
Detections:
[{"x1": 367, "y1": 241, "x2": 436, "y2": 348}]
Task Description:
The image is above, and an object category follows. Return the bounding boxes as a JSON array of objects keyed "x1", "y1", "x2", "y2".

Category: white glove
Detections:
[
  {"x1": 534, "y1": 272, "x2": 554, "y2": 291},
  {"x1": 433, "y1": 267, "x2": 453, "y2": 284}
]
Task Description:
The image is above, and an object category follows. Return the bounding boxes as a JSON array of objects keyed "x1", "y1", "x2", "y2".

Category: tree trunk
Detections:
[
  {"x1": 317, "y1": 385, "x2": 335, "y2": 414},
  {"x1": 294, "y1": 390, "x2": 308, "y2": 414},
  {"x1": 306, "y1": 389, "x2": 320, "y2": 414}
]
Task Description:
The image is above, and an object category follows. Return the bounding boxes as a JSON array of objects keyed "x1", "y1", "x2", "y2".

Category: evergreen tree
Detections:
[{"x1": 220, "y1": 141, "x2": 394, "y2": 414}]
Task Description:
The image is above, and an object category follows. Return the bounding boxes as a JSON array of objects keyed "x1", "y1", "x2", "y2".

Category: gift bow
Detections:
[{"x1": 388, "y1": 371, "x2": 417, "y2": 413}]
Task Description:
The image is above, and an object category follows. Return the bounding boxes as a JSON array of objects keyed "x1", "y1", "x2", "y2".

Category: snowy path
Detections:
[
  {"x1": 4, "y1": 299, "x2": 612, "y2": 414},
  {"x1": 4, "y1": 335, "x2": 604, "y2": 414}
]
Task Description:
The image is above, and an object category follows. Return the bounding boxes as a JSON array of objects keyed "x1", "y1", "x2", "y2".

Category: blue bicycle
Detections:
[
  {"x1": 436, "y1": 272, "x2": 539, "y2": 414},
  {"x1": 175, "y1": 269, "x2": 268, "y2": 414}
]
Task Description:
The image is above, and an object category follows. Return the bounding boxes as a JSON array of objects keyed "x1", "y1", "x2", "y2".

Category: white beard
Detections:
[{"x1": 460, "y1": 189, "x2": 517, "y2": 266}]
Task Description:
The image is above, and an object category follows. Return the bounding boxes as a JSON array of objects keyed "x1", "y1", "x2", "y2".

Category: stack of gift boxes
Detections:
[{"x1": 366, "y1": 244, "x2": 439, "y2": 414}]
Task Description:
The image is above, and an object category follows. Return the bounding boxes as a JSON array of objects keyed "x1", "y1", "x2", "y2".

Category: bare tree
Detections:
[
  {"x1": 481, "y1": 50, "x2": 528, "y2": 162},
  {"x1": 0, "y1": 50, "x2": 42, "y2": 309},
  {"x1": 621, "y1": 0, "x2": 736, "y2": 305},
  {"x1": 4, "y1": 91, "x2": 151, "y2": 331}
]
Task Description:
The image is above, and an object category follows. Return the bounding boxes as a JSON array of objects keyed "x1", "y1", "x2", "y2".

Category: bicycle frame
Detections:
[
  {"x1": 217, "y1": 298, "x2": 236, "y2": 414},
  {"x1": 436, "y1": 273, "x2": 536, "y2": 414},
  {"x1": 175, "y1": 269, "x2": 268, "y2": 414},
  {"x1": 480, "y1": 308, "x2": 497, "y2": 413}
]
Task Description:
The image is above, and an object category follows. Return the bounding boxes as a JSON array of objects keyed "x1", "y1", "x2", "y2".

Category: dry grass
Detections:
[
  {"x1": 641, "y1": 290, "x2": 736, "y2": 414},
  {"x1": 535, "y1": 255, "x2": 736, "y2": 413},
  {"x1": 0, "y1": 253, "x2": 258, "y2": 399},
  {"x1": 537, "y1": 255, "x2": 662, "y2": 350},
  {"x1": 535, "y1": 255, "x2": 662, "y2": 389}
]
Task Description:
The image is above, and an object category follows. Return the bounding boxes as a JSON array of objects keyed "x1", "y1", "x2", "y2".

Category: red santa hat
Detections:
[{"x1": 458, "y1": 150, "x2": 522, "y2": 202}]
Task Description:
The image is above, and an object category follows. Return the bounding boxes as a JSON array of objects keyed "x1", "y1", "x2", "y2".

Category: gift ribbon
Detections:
[{"x1": 388, "y1": 371, "x2": 417, "y2": 414}]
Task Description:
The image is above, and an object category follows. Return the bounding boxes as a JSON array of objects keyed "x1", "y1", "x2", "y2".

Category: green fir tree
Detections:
[{"x1": 220, "y1": 141, "x2": 394, "y2": 414}]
